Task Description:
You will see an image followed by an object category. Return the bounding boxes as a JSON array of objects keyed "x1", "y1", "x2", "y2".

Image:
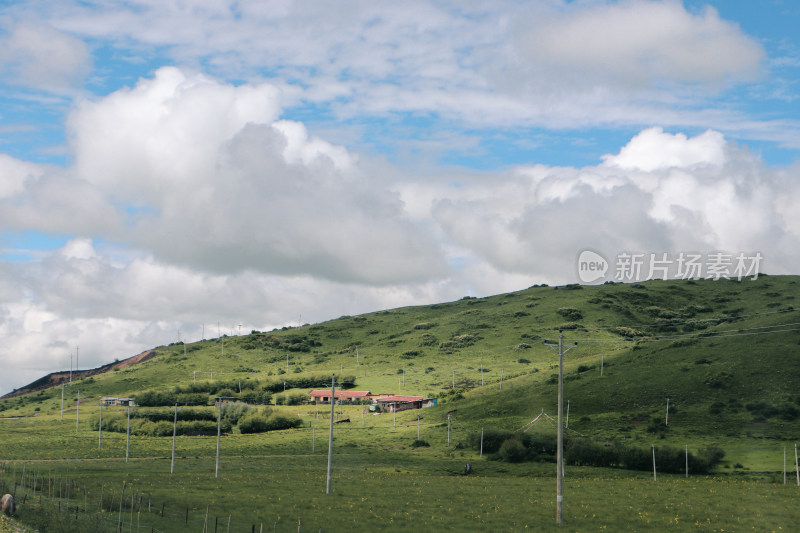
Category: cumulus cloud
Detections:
[
  {"x1": 64, "y1": 67, "x2": 449, "y2": 283},
  {"x1": 414, "y1": 128, "x2": 797, "y2": 282}
]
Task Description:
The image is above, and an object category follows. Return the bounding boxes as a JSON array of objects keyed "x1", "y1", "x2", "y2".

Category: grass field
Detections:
[{"x1": 2, "y1": 276, "x2": 800, "y2": 531}]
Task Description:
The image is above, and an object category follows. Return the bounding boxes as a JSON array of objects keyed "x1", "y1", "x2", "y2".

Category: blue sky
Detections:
[{"x1": 0, "y1": 0, "x2": 799, "y2": 394}]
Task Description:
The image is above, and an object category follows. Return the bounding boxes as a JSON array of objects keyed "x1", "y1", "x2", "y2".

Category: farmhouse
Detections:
[
  {"x1": 100, "y1": 397, "x2": 135, "y2": 407},
  {"x1": 372, "y1": 395, "x2": 438, "y2": 412},
  {"x1": 309, "y1": 390, "x2": 372, "y2": 403}
]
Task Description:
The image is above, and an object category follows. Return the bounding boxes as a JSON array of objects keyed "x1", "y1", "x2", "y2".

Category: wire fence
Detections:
[{"x1": 0, "y1": 462, "x2": 309, "y2": 532}]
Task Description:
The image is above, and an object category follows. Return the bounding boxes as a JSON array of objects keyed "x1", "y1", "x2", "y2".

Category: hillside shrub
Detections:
[
  {"x1": 133, "y1": 390, "x2": 177, "y2": 407},
  {"x1": 411, "y1": 439, "x2": 430, "y2": 448},
  {"x1": 221, "y1": 401, "x2": 252, "y2": 425},
  {"x1": 498, "y1": 439, "x2": 527, "y2": 463},
  {"x1": 238, "y1": 413, "x2": 301, "y2": 433},
  {"x1": 419, "y1": 334, "x2": 438, "y2": 346},
  {"x1": 556, "y1": 307, "x2": 583, "y2": 320}
]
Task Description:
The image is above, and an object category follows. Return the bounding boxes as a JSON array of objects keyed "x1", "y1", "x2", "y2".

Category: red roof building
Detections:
[{"x1": 309, "y1": 390, "x2": 372, "y2": 403}]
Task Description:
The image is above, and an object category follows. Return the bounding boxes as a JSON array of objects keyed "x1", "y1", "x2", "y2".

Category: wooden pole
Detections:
[
  {"x1": 312, "y1": 428, "x2": 315, "y2": 453},
  {"x1": 417, "y1": 415, "x2": 420, "y2": 440},
  {"x1": 61, "y1": 385, "x2": 64, "y2": 421},
  {"x1": 326, "y1": 376, "x2": 335, "y2": 494},
  {"x1": 480, "y1": 427, "x2": 484, "y2": 458},
  {"x1": 76, "y1": 391, "x2": 80, "y2": 433},
  {"x1": 685, "y1": 445, "x2": 689, "y2": 478},
  {"x1": 665, "y1": 398, "x2": 670, "y2": 426},
  {"x1": 99, "y1": 402, "x2": 103, "y2": 449}
]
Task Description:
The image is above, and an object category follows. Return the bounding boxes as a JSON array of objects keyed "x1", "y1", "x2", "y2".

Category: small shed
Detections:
[
  {"x1": 101, "y1": 397, "x2": 135, "y2": 407},
  {"x1": 372, "y1": 395, "x2": 437, "y2": 412}
]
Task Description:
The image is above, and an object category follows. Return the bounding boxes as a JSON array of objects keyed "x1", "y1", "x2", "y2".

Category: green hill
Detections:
[
  {"x1": 4, "y1": 276, "x2": 800, "y2": 439},
  {"x1": 2, "y1": 276, "x2": 800, "y2": 531}
]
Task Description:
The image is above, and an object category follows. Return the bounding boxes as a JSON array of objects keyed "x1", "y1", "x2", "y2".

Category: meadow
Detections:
[{"x1": 2, "y1": 276, "x2": 800, "y2": 531}]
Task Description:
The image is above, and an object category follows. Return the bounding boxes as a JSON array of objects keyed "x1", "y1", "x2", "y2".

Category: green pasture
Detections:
[{"x1": 2, "y1": 276, "x2": 800, "y2": 530}]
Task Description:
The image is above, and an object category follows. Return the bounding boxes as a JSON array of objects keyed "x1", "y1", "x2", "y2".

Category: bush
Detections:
[
  {"x1": 133, "y1": 390, "x2": 177, "y2": 407},
  {"x1": 238, "y1": 413, "x2": 268, "y2": 434},
  {"x1": 220, "y1": 401, "x2": 251, "y2": 425},
  {"x1": 556, "y1": 307, "x2": 583, "y2": 320},
  {"x1": 498, "y1": 439, "x2": 527, "y2": 463},
  {"x1": 411, "y1": 439, "x2": 430, "y2": 448},
  {"x1": 468, "y1": 429, "x2": 514, "y2": 453},
  {"x1": 565, "y1": 439, "x2": 618, "y2": 468}
]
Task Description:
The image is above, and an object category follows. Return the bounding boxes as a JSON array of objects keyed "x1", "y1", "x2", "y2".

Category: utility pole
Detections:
[
  {"x1": 69, "y1": 352, "x2": 73, "y2": 383},
  {"x1": 76, "y1": 391, "x2": 80, "y2": 433},
  {"x1": 216, "y1": 398, "x2": 221, "y2": 478},
  {"x1": 447, "y1": 414, "x2": 451, "y2": 446},
  {"x1": 126, "y1": 405, "x2": 131, "y2": 462},
  {"x1": 666, "y1": 398, "x2": 670, "y2": 426},
  {"x1": 544, "y1": 333, "x2": 576, "y2": 526},
  {"x1": 795, "y1": 444, "x2": 799, "y2": 486},
  {"x1": 171, "y1": 403, "x2": 178, "y2": 474},
  {"x1": 60, "y1": 384, "x2": 64, "y2": 420},
  {"x1": 98, "y1": 402, "x2": 103, "y2": 449},
  {"x1": 326, "y1": 376, "x2": 335, "y2": 494},
  {"x1": 76, "y1": 346, "x2": 79, "y2": 375}
]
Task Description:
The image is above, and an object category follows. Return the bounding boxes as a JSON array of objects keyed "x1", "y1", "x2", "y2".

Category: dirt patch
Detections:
[{"x1": 1, "y1": 350, "x2": 157, "y2": 399}]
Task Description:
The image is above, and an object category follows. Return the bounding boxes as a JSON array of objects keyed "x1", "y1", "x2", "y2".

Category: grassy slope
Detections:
[
  {"x1": 2, "y1": 276, "x2": 800, "y2": 531},
  {"x1": 6, "y1": 276, "x2": 799, "y2": 440}
]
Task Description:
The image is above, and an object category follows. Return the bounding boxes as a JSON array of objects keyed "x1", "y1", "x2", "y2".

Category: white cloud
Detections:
[
  {"x1": 2, "y1": 122, "x2": 800, "y2": 395},
  {"x1": 0, "y1": 154, "x2": 44, "y2": 198},
  {"x1": 602, "y1": 127, "x2": 726, "y2": 171},
  {"x1": 63, "y1": 67, "x2": 449, "y2": 284},
  {"x1": 2, "y1": 0, "x2": 765, "y2": 133},
  {"x1": 0, "y1": 23, "x2": 91, "y2": 92},
  {"x1": 515, "y1": 2, "x2": 764, "y2": 89}
]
